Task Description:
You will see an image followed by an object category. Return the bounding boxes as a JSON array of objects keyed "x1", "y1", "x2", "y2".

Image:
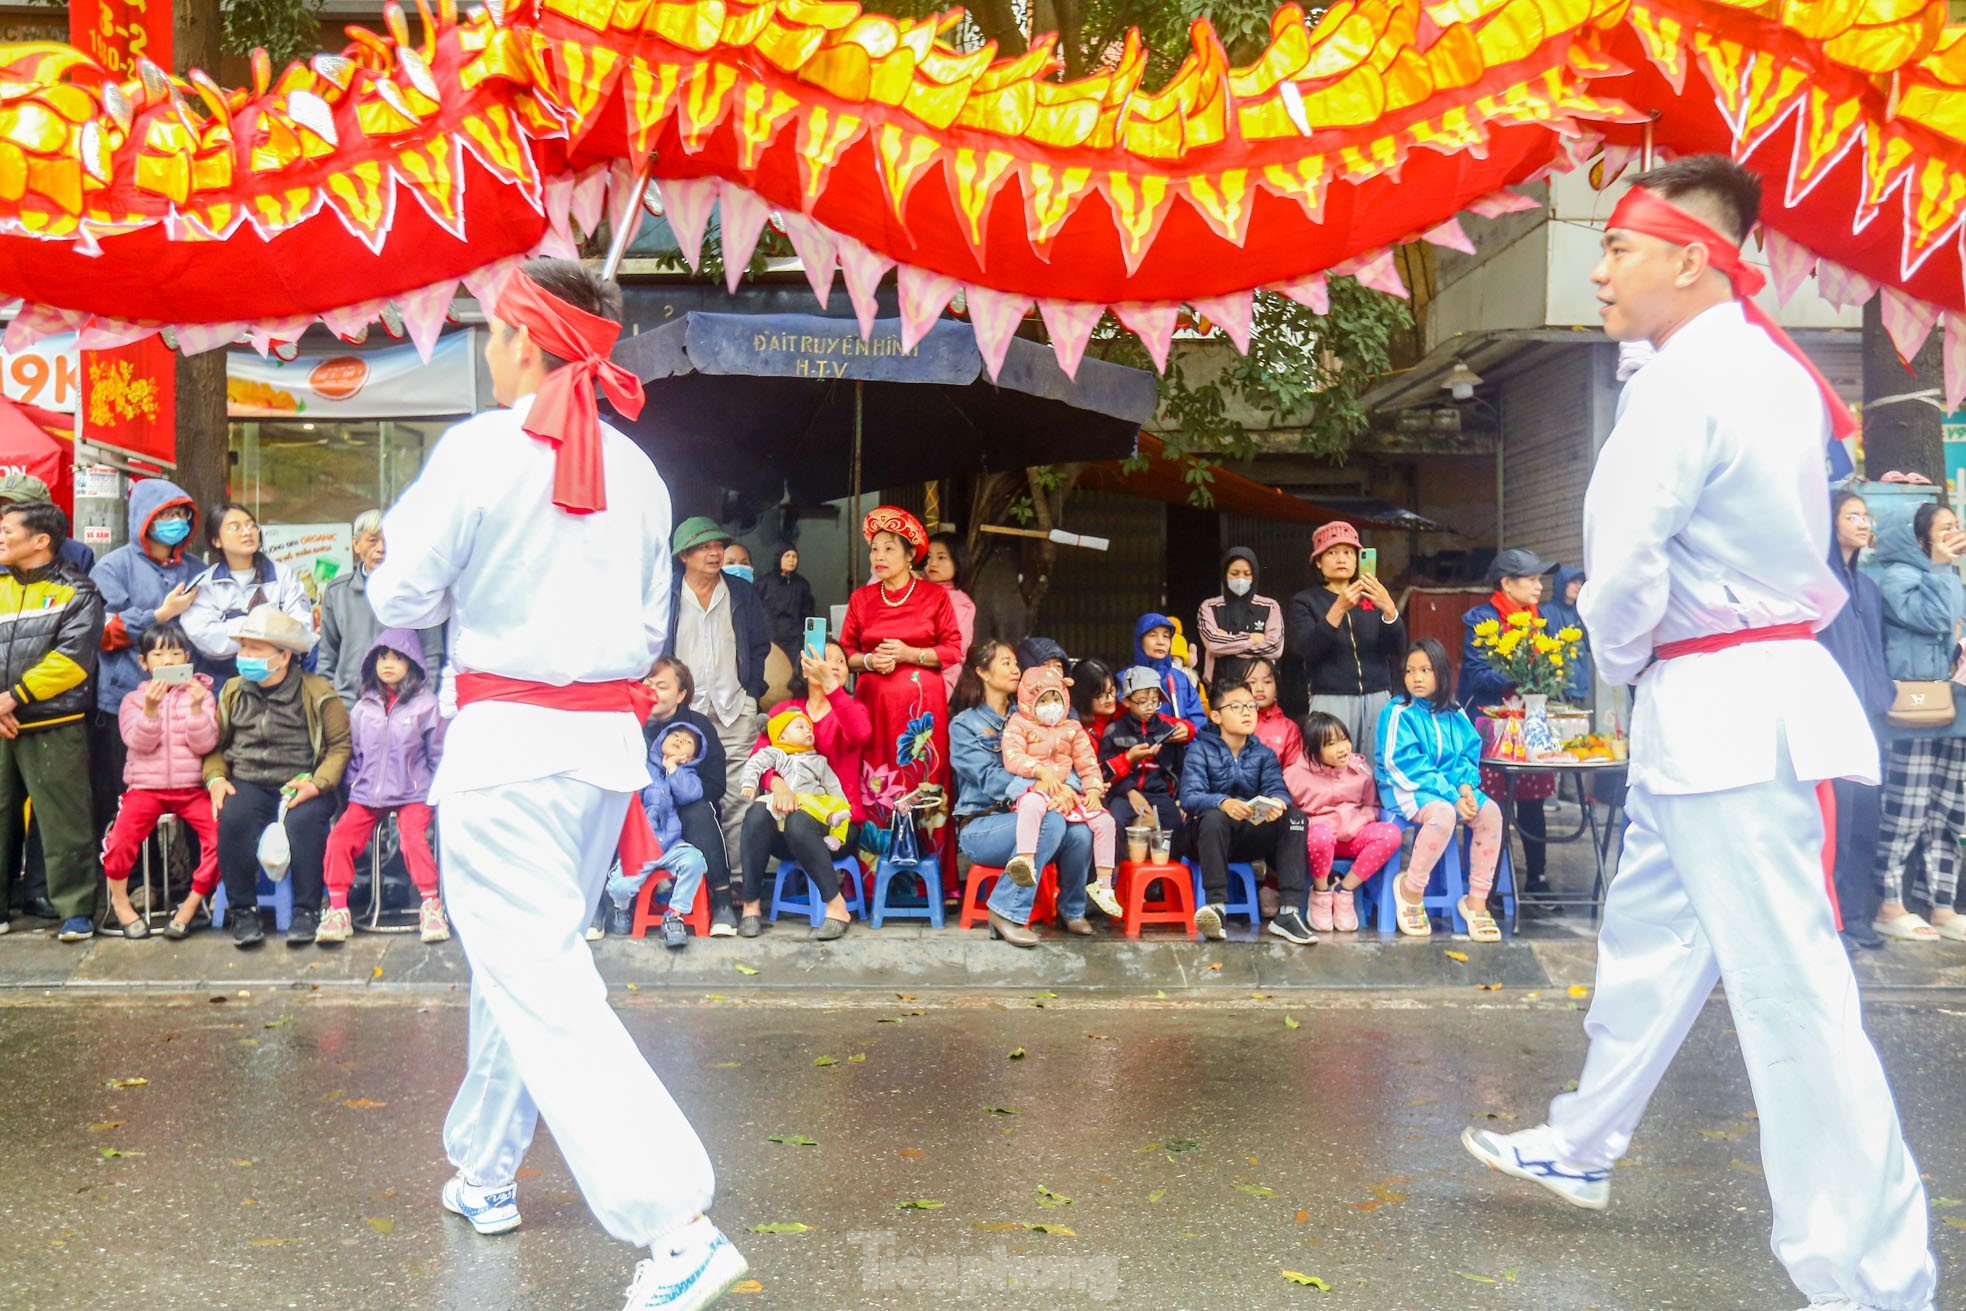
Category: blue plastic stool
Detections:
[
  {"x1": 1344, "y1": 808, "x2": 1409, "y2": 932},
  {"x1": 1367, "y1": 817, "x2": 1465, "y2": 938},
  {"x1": 868, "y1": 852, "x2": 945, "y2": 928},
  {"x1": 1184, "y1": 859, "x2": 1261, "y2": 926},
  {"x1": 768, "y1": 857, "x2": 866, "y2": 926},
  {"x1": 1448, "y1": 831, "x2": 1516, "y2": 936},
  {"x1": 210, "y1": 873, "x2": 295, "y2": 931}
]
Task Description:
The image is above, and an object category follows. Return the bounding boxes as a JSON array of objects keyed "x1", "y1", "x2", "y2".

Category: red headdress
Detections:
[
  {"x1": 493, "y1": 271, "x2": 647, "y2": 515},
  {"x1": 862, "y1": 505, "x2": 929, "y2": 562}
]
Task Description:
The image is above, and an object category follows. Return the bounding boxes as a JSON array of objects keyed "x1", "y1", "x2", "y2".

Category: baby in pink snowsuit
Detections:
[{"x1": 999, "y1": 664, "x2": 1121, "y2": 917}]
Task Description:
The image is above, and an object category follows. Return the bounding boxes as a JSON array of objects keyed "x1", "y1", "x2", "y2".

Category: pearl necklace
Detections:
[{"x1": 878, "y1": 576, "x2": 918, "y2": 608}]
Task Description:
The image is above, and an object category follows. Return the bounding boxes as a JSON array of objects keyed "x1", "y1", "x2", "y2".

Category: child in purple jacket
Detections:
[{"x1": 317, "y1": 629, "x2": 446, "y2": 945}]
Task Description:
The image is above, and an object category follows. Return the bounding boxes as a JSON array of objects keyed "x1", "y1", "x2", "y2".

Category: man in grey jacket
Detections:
[{"x1": 317, "y1": 509, "x2": 443, "y2": 706}]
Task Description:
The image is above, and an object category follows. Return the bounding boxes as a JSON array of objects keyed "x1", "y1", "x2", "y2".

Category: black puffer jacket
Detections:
[{"x1": 0, "y1": 559, "x2": 104, "y2": 730}]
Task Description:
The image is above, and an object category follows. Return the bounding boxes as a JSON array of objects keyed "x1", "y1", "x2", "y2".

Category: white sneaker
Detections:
[
  {"x1": 1461, "y1": 1125, "x2": 1609, "y2": 1211},
  {"x1": 622, "y1": 1216, "x2": 749, "y2": 1311},
  {"x1": 441, "y1": 1172, "x2": 522, "y2": 1235},
  {"x1": 315, "y1": 906, "x2": 353, "y2": 944},
  {"x1": 1086, "y1": 881, "x2": 1123, "y2": 919}
]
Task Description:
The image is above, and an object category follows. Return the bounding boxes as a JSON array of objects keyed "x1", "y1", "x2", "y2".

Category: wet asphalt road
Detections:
[{"x1": 1, "y1": 987, "x2": 1960, "y2": 1311}]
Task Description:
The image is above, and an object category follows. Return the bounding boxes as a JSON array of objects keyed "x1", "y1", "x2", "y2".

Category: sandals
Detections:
[
  {"x1": 1873, "y1": 912, "x2": 1940, "y2": 942},
  {"x1": 1934, "y1": 915, "x2": 1966, "y2": 943},
  {"x1": 1392, "y1": 877, "x2": 1431, "y2": 937},
  {"x1": 1461, "y1": 898, "x2": 1502, "y2": 943}
]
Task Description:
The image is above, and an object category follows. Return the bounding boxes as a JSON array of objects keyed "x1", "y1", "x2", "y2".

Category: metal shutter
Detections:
[{"x1": 1500, "y1": 348, "x2": 1591, "y2": 567}]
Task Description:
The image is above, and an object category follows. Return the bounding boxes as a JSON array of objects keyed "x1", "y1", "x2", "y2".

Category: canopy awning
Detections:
[{"x1": 1078, "y1": 434, "x2": 1438, "y2": 530}]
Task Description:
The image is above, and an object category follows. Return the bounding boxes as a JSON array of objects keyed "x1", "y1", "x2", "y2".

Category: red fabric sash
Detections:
[
  {"x1": 454, "y1": 671, "x2": 663, "y2": 873},
  {"x1": 1654, "y1": 621, "x2": 1813, "y2": 661},
  {"x1": 492, "y1": 273, "x2": 646, "y2": 516},
  {"x1": 1606, "y1": 188, "x2": 1857, "y2": 445}
]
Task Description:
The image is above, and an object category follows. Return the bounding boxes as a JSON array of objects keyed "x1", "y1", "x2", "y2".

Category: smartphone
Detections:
[
  {"x1": 1359, "y1": 548, "x2": 1378, "y2": 579},
  {"x1": 1146, "y1": 720, "x2": 1181, "y2": 747},
  {"x1": 803, "y1": 617, "x2": 827, "y2": 660},
  {"x1": 151, "y1": 663, "x2": 194, "y2": 685}
]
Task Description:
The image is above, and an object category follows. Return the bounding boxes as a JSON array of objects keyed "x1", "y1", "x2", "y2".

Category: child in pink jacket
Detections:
[
  {"x1": 1300, "y1": 710, "x2": 1404, "y2": 934},
  {"x1": 1001, "y1": 664, "x2": 1121, "y2": 919},
  {"x1": 100, "y1": 622, "x2": 222, "y2": 939}
]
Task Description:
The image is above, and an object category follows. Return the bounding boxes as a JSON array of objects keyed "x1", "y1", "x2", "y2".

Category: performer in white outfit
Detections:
[
  {"x1": 1462, "y1": 156, "x2": 1936, "y2": 1311},
  {"x1": 368, "y1": 258, "x2": 748, "y2": 1311}
]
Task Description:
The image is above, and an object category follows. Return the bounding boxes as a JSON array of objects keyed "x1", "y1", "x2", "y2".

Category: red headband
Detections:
[
  {"x1": 1607, "y1": 187, "x2": 1855, "y2": 447},
  {"x1": 494, "y1": 272, "x2": 647, "y2": 515}
]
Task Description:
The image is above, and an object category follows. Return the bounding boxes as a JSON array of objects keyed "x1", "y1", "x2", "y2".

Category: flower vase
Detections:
[{"x1": 1521, "y1": 694, "x2": 1559, "y2": 758}]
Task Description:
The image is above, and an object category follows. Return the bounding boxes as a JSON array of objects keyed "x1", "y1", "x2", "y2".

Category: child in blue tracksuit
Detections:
[
  {"x1": 1376, "y1": 637, "x2": 1503, "y2": 941},
  {"x1": 604, "y1": 720, "x2": 712, "y2": 949}
]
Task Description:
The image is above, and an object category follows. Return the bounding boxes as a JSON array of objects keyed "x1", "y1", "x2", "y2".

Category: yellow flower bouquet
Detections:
[{"x1": 1471, "y1": 612, "x2": 1585, "y2": 701}]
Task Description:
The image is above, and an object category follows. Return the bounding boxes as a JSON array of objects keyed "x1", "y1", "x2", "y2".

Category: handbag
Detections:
[
  {"x1": 256, "y1": 796, "x2": 294, "y2": 882},
  {"x1": 1887, "y1": 680, "x2": 1956, "y2": 729}
]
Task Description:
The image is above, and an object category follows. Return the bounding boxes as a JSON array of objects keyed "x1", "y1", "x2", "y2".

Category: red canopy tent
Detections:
[{"x1": 0, "y1": 396, "x2": 76, "y2": 515}]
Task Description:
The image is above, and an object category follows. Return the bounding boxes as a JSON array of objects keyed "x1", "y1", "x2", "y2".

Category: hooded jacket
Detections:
[
  {"x1": 1540, "y1": 564, "x2": 1593, "y2": 704},
  {"x1": 641, "y1": 718, "x2": 709, "y2": 850},
  {"x1": 1180, "y1": 725, "x2": 1288, "y2": 814},
  {"x1": 1253, "y1": 703, "x2": 1317, "y2": 811},
  {"x1": 319, "y1": 562, "x2": 444, "y2": 707},
  {"x1": 345, "y1": 628, "x2": 445, "y2": 808},
  {"x1": 1001, "y1": 664, "x2": 1101, "y2": 789},
  {"x1": 1196, "y1": 547, "x2": 1284, "y2": 683},
  {"x1": 1296, "y1": 753, "x2": 1380, "y2": 843},
  {"x1": 90, "y1": 478, "x2": 207, "y2": 713},
  {"x1": 1376, "y1": 695, "x2": 1488, "y2": 818},
  {"x1": 118, "y1": 671, "x2": 219, "y2": 789},
  {"x1": 0, "y1": 558, "x2": 103, "y2": 730},
  {"x1": 1134, "y1": 614, "x2": 1206, "y2": 724},
  {"x1": 1875, "y1": 518, "x2": 1966, "y2": 741},
  {"x1": 1457, "y1": 598, "x2": 1527, "y2": 708},
  {"x1": 1817, "y1": 534, "x2": 1893, "y2": 723}
]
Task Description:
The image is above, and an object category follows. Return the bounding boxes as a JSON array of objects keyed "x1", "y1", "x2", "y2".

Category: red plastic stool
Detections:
[
  {"x1": 631, "y1": 873, "x2": 712, "y2": 939},
  {"x1": 958, "y1": 862, "x2": 1058, "y2": 929},
  {"x1": 1116, "y1": 860, "x2": 1197, "y2": 938}
]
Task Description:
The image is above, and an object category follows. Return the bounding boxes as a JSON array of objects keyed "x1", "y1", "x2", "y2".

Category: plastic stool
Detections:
[
  {"x1": 1116, "y1": 860, "x2": 1196, "y2": 938},
  {"x1": 630, "y1": 871, "x2": 712, "y2": 939},
  {"x1": 1185, "y1": 859, "x2": 1261, "y2": 925},
  {"x1": 958, "y1": 862, "x2": 1057, "y2": 929},
  {"x1": 769, "y1": 857, "x2": 866, "y2": 926},
  {"x1": 1369, "y1": 825, "x2": 1466, "y2": 938},
  {"x1": 1445, "y1": 829, "x2": 1515, "y2": 937},
  {"x1": 210, "y1": 873, "x2": 295, "y2": 931},
  {"x1": 869, "y1": 853, "x2": 946, "y2": 928}
]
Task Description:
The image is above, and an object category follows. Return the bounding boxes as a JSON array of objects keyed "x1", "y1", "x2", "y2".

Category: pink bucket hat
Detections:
[{"x1": 1311, "y1": 521, "x2": 1361, "y2": 562}]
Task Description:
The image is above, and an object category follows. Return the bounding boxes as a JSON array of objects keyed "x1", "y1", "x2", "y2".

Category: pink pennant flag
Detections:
[
  {"x1": 897, "y1": 264, "x2": 961, "y2": 352},
  {"x1": 461, "y1": 258, "x2": 521, "y2": 314},
  {"x1": 570, "y1": 165, "x2": 610, "y2": 239},
  {"x1": 320, "y1": 300, "x2": 385, "y2": 342},
  {"x1": 718, "y1": 187, "x2": 772, "y2": 295},
  {"x1": 397, "y1": 279, "x2": 458, "y2": 361},
  {"x1": 965, "y1": 285, "x2": 1030, "y2": 382},
  {"x1": 1114, "y1": 302, "x2": 1179, "y2": 372},
  {"x1": 1465, "y1": 189, "x2": 1542, "y2": 218},
  {"x1": 172, "y1": 321, "x2": 247, "y2": 356},
  {"x1": 658, "y1": 177, "x2": 720, "y2": 272},
  {"x1": 1879, "y1": 287, "x2": 1938, "y2": 364},
  {"x1": 836, "y1": 236, "x2": 896, "y2": 340},
  {"x1": 1419, "y1": 218, "x2": 1475, "y2": 254},
  {"x1": 76, "y1": 318, "x2": 159, "y2": 352},
  {"x1": 1036, "y1": 299, "x2": 1104, "y2": 379},
  {"x1": 777, "y1": 211, "x2": 840, "y2": 310},
  {"x1": 1945, "y1": 314, "x2": 1966, "y2": 413},
  {"x1": 4, "y1": 303, "x2": 82, "y2": 351},
  {"x1": 1267, "y1": 272, "x2": 1329, "y2": 316},
  {"x1": 1761, "y1": 228, "x2": 1815, "y2": 305},
  {"x1": 1333, "y1": 249, "x2": 1408, "y2": 299},
  {"x1": 1814, "y1": 260, "x2": 1877, "y2": 312},
  {"x1": 1190, "y1": 293, "x2": 1252, "y2": 354}
]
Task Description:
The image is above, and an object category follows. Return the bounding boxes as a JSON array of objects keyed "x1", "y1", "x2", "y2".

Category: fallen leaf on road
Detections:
[
  {"x1": 848, "y1": 1053, "x2": 867, "y2": 1064},
  {"x1": 747, "y1": 1222, "x2": 809, "y2": 1233},
  {"x1": 895, "y1": 1199, "x2": 945, "y2": 1210},
  {"x1": 1084, "y1": 1032, "x2": 1111, "y2": 1041},
  {"x1": 975, "y1": 1221, "x2": 1075, "y2": 1235},
  {"x1": 342, "y1": 1098, "x2": 388, "y2": 1110},
  {"x1": 1008, "y1": 1047, "x2": 1026, "y2": 1060},
  {"x1": 1295, "y1": 1209, "x2": 1309, "y2": 1224},
  {"x1": 1234, "y1": 1184, "x2": 1278, "y2": 1198},
  {"x1": 1730, "y1": 1158, "x2": 1763, "y2": 1175},
  {"x1": 247, "y1": 1238, "x2": 294, "y2": 1247},
  {"x1": 734, "y1": 963, "x2": 760, "y2": 976},
  {"x1": 1349, "y1": 1182, "x2": 1408, "y2": 1212},
  {"x1": 899, "y1": 1148, "x2": 927, "y2": 1159},
  {"x1": 1164, "y1": 1138, "x2": 1200, "y2": 1153},
  {"x1": 812, "y1": 1056, "x2": 838, "y2": 1068},
  {"x1": 1206, "y1": 961, "x2": 1223, "y2": 971},
  {"x1": 1147, "y1": 1189, "x2": 1166, "y2": 1203},
  {"x1": 1567, "y1": 984, "x2": 1591, "y2": 999},
  {"x1": 366, "y1": 1217, "x2": 395, "y2": 1235},
  {"x1": 1155, "y1": 990, "x2": 1167, "y2": 999},
  {"x1": 1455, "y1": 1271, "x2": 1497, "y2": 1284},
  {"x1": 728, "y1": 1280, "x2": 764, "y2": 1294},
  {"x1": 516, "y1": 1168, "x2": 542, "y2": 1180},
  {"x1": 1942, "y1": 1217, "x2": 1966, "y2": 1232},
  {"x1": 86, "y1": 1121, "x2": 125, "y2": 1133},
  {"x1": 983, "y1": 1106, "x2": 1019, "y2": 1115},
  {"x1": 232, "y1": 1158, "x2": 255, "y2": 1168},
  {"x1": 104, "y1": 1078, "x2": 148, "y2": 1090},
  {"x1": 1935, "y1": 1197, "x2": 1963, "y2": 1208},
  {"x1": 767, "y1": 1134, "x2": 818, "y2": 1147},
  {"x1": 1699, "y1": 1121, "x2": 1754, "y2": 1141},
  {"x1": 1444, "y1": 950, "x2": 1469, "y2": 963},
  {"x1": 263, "y1": 1018, "x2": 290, "y2": 1030},
  {"x1": 1280, "y1": 1270, "x2": 1331, "y2": 1289},
  {"x1": 1036, "y1": 1184, "x2": 1073, "y2": 1208},
  {"x1": 708, "y1": 1061, "x2": 740, "y2": 1070},
  {"x1": 1478, "y1": 982, "x2": 1503, "y2": 991},
  {"x1": 1284, "y1": 1015, "x2": 1301, "y2": 1030},
  {"x1": 96, "y1": 1146, "x2": 142, "y2": 1159},
  {"x1": 1029, "y1": 991, "x2": 1058, "y2": 999}
]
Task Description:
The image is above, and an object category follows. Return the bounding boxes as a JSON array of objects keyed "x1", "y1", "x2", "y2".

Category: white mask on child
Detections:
[
  {"x1": 1035, "y1": 701, "x2": 1066, "y2": 727},
  {"x1": 1226, "y1": 577, "x2": 1252, "y2": 596}
]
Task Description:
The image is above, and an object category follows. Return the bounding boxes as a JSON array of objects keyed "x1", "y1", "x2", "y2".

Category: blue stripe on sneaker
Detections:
[
  {"x1": 1510, "y1": 1148, "x2": 1609, "y2": 1185},
  {"x1": 646, "y1": 1237, "x2": 724, "y2": 1305}
]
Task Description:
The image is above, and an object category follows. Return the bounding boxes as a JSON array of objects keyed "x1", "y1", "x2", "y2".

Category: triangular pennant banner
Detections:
[
  {"x1": 897, "y1": 263, "x2": 961, "y2": 352},
  {"x1": 1114, "y1": 302, "x2": 1178, "y2": 373},
  {"x1": 658, "y1": 177, "x2": 720, "y2": 272},
  {"x1": 1191, "y1": 293, "x2": 1252, "y2": 354},
  {"x1": 1037, "y1": 300, "x2": 1105, "y2": 380},
  {"x1": 777, "y1": 211, "x2": 840, "y2": 310},
  {"x1": 718, "y1": 186, "x2": 772, "y2": 294},
  {"x1": 1879, "y1": 287, "x2": 1938, "y2": 365},
  {"x1": 965, "y1": 285, "x2": 1030, "y2": 382}
]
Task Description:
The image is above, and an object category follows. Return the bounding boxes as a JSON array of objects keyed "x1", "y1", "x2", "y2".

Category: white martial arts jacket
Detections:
[
  {"x1": 1578, "y1": 302, "x2": 1877, "y2": 795},
  {"x1": 367, "y1": 396, "x2": 674, "y2": 804}
]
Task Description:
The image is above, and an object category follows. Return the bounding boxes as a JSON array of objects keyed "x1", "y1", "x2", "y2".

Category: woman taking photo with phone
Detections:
[{"x1": 1287, "y1": 521, "x2": 1405, "y2": 762}]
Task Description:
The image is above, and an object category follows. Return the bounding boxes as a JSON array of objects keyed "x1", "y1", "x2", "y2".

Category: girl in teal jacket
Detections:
[{"x1": 1375, "y1": 638, "x2": 1503, "y2": 942}]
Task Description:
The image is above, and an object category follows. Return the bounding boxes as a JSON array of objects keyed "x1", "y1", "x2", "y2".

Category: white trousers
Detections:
[
  {"x1": 438, "y1": 776, "x2": 716, "y2": 1247},
  {"x1": 1547, "y1": 759, "x2": 1935, "y2": 1310}
]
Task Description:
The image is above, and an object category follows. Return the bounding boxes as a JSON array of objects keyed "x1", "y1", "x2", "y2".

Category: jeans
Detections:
[
  {"x1": 963, "y1": 809, "x2": 1093, "y2": 926},
  {"x1": 606, "y1": 842, "x2": 709, "y2": 914},
  {"x1": 674, "y1": 798, "x2": 733, "y2": 913}
]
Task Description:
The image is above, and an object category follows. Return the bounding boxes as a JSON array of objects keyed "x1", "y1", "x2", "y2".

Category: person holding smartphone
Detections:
[
  {"x1": 1287, "y1": 521, "x2": 1404, "y2": 764},
  {"x1": 1100, "y1": 666, "x2": 1194, "y2": 846}
]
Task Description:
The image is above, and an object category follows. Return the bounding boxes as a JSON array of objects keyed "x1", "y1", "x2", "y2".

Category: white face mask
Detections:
[
  {"x1": 1035, "y1": 700, "x2": 1066, "y2": 727},
  {"x1": 1226, "y1": 577, "x2": 1252, "y2": 597}
]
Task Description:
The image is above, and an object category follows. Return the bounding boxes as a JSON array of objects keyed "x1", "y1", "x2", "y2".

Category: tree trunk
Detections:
[
  {"x1": 1862, "y1": 297, "x2": 1945, "y2": 483},
  {"x1": 172, "y1": 0, "x2": 231, "y2": 509}
]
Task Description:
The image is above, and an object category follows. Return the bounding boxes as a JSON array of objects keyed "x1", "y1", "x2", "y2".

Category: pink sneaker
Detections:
[
  {"x1": 1306, "y1": 889, "x2": 1335, "y2": 933},
  {"x1": 1332, "y1": 887, "x2": 1359, "y2": 932}
]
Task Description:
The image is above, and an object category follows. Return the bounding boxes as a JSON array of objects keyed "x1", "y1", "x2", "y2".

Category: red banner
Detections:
[
  {"x1": 69, "y1": 0, "x2": 171, "y2": 78},
  {"x1": 72, "y1": 0, "x2": 176, "y2": 464}
]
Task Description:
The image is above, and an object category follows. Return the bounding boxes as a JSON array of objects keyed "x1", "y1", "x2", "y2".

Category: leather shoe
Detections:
[
  {"x1": 1846, "y1": 921, "x2": 1886, "y2": 951},
  {"x1": 987, "y1": 909, "x2": 1038, "y2": 947},
  {"x1": 1058, "y1": 916, "x2": 1092, "y2": 935},
  {"x1": 21, "y1": 896, "x2": 58, "y2": 920}
]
